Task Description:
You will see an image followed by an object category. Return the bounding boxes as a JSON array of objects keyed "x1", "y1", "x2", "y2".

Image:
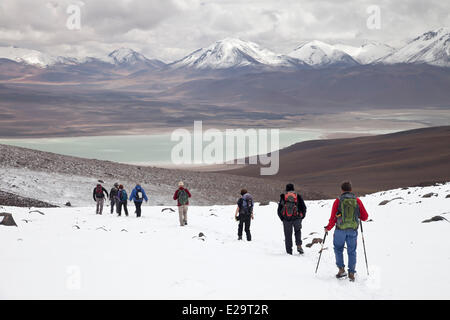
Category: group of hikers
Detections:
[
  {"x1": 233, "y1": 180, "x2": 369, "y2": 281},
  {"x1": 93, "y1": 181, "x2": 191, "y2": 225},
  {"x1": 92, "y1": 179, "x2": 368, "y2": 281}
]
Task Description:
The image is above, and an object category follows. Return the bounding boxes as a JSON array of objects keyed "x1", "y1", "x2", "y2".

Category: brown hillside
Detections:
[{"x1": 223, "y1": 126, "x2": 450, "y2": 197}]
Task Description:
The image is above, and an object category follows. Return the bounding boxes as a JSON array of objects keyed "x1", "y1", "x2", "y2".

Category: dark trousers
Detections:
[
  {"x1": 110, "y1": 199, "x2": 118, "y2": 214},
  {"x1": 238, "y1": 214, "x2": 252, "y2": 241},
  {"x1": 117, "y1": 201, "x2": 129, "y2": 216},
  {"x1": 134, "y1": 201, "x2": 142, "y2": 217},
  {"x1": 283, "y1": 219, "x2": 302, "y2": 254}
]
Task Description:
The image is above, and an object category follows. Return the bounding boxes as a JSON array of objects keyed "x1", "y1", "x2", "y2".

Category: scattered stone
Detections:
[
  {"x1": 73, "y1": 225, "x2": 80, "y2": 229},
  {"x1": 0, "y1": 212, "x2": 18, "y2": 227},
  {"x1": 379, "y1": 197, "x2": 404, "y2": 205},
  {"x1": 446, "y1": 194, "x2": 450, "y2": 199},
  {"x1": 422, "y1": 193, "x2": 438, "y2": 198},
  {"x1": 161, "y1": 208, "x2": 175, "y2": 213},
  {"x1": 98, "y1": 180, "x2": 105, "y2": 183},
  {"x1": 65, "y1": 202, "x2": 72, "y2": 207},
  {"x1": 96, "y1": 227, "x2": 108, "y2": 231},
  {"x1": 210, "y1": 213, "x2": 218, "y2": 217},
  {"x1": 21, "y1": 219, "x2": 32, "y2": 223},
  {"x1": 422, "y1": 216, "x2": 449, "y2": 223},
  {"x1": 198, "y1": 232, "x2": 205, "y2": 238},
  {"x1": 367, "y1": 219, "x2": 374, "y2": 222},
  {"x1": 309, "y1": 232, "x2": 318, "y2": 235},
  {"x1": 121, "y1": 229, "x2": 128, "y2": 232},
  {"x1": 29, "y1": 210, "x2": 45, "y2": 215},
  {"x1": 305, "y1": 238, "x2": 323, "y2": 248}
]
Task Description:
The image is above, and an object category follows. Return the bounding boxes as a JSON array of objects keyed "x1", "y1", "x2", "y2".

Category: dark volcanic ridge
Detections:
[
  {"x1": 221, "y1": 126, "x2": 450, "y2": 196},
  {"x1": 0, "y1": 190, "x2": 57, "y2": 208}
]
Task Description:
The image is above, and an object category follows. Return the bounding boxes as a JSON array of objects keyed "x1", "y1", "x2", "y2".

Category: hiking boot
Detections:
[
  {"x1": 349, "y1": 272, "x2": 355, "y2": 282},
  {"x1": 297, "y1": 245, "x2": 304, "y2": 255},
  {"x1": 184, "y1": 220, "x2": 188, "y2": 225},
  {"x1": 336, "y1": 267, "x2": 347, "y2": 279},
  {"x1": 238, "y1": 236, "x2": 242, "y2": 240}
]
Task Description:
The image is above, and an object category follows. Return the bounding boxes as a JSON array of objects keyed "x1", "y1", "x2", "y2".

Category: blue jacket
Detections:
[{"x1": 129, "y1": 185, "x2": 148, "y2": 202}]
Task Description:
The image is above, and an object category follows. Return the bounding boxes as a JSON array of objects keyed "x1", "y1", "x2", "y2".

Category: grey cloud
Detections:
[{"x1": 0, "y1": 0, "x2": 448, "y2": 61}]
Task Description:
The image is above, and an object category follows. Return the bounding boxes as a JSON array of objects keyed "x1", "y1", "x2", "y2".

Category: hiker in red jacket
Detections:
[
  {"x1": 324, "y1": 181, "x2": 369, "y2": 282},
  {"x1": 173, "y1": 181, "x2": 191, "y2": 226}
]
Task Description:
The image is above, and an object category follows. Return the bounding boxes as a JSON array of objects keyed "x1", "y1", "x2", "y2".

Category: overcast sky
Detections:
[{"x1": 0, "y1": 0, "x2": 448, "y2": 62}]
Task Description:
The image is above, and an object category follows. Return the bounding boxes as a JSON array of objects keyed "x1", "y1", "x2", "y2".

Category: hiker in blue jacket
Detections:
[{"x1": 129, "y1": 184, "x2": 148, "y2": 218}]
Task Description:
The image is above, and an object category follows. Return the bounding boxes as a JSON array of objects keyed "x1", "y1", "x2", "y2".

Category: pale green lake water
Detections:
[{"x1": 0, "y1": 128, "x2": 326, "y2": 167}]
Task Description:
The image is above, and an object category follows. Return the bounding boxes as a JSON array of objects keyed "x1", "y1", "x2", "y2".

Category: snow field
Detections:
[{"x1": 1, "y1": 183, "x2": 449, "y2": 299}]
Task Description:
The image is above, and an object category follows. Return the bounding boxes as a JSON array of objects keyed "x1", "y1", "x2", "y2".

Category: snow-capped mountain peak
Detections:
[
  {"x1": 0, "y1": 46, "x2": 62, "y2": 67},
  {"x1": 334, "y1": 41, "x2": 396, "y2": 64},
  {"x1": 380, "y1": 27, "x2": 449, "y2": 67},
  {"x1": 107, "y1": 48, "x2": 148, "y2": 65},
  {"x1": 288, "y1": 40, "x2": 359, "y2": 67},
  {"x1": 171, "y1": 38, "x2": 303, "y2": 69}
]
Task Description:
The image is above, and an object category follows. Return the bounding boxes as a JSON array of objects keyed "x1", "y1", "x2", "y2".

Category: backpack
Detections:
[
  {"x1": 177, "y1": 189, "x2": 189, "y2": 205},
  {"x1": 110, "y1": 187, "x2": 118, "y2": 198},
  {"x1": 336, "y1": 193, "x2": 360, "y2": 230},
  {"x1": 119, "y1": 190, "x2": 127, "y2": 202},
  {"x1": 135, "y1": 189, "x2": 142, "y2": 201},
  {"x1": 241, "y1": 194, "x2": 253, "y2": 215},
  {"x1": 282, "y1": 192, "x2": 298, "y2": 217},
  {"x1": 95, "y1": 185, "x2": 104, "y2": 198}
]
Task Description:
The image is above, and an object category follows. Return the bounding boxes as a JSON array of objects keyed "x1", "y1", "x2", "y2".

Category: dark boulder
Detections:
[
  {"x1": 305, "y1": 238, "x2": 323, "y2": 248},
  {"x1": 0, "y1": 212, "x2": 18, "y2": 227},
  {"x1": 422, "y1": 216, "x2": 449, "y2": 223},
  {"x1": 422, "y1": 193, "x2": 438, "y2": 198}
]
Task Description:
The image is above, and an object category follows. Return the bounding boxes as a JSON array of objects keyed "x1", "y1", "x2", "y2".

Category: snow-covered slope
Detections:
[
  {"x1": 380, "y1": 27, "x2": 450, "y2": 67},
  {"x1": 335, "y1": 41, "x2": 396, "y2": 64},
  {"x1": 288, "y1": 40, "x2": 359, "y2": 67},
  {"x1": 106, "y1": 48, "x2": 165, "y2": 69},
  {"x1": 171, "y1": 38, "x2": 304, "y2": 69},
  {"x1": 0, "y1": 46, "x2": 74, "y2": 67},
  {"x1": 1, "y1": 183, "x2": 449, "y2": 299}
]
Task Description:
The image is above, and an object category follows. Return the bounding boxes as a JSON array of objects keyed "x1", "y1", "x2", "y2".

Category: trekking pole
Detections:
[
  {"x1": 315, "y1": 230, "x2": 328, "y2": 274},
  {"x1": 360, "y1": 221, "x2": 369, "y2": 276}
]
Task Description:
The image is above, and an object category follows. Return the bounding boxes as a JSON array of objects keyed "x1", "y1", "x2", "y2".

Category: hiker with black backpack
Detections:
[
  {"x1": 277, "y1": 183, "x2": 307, "y2": 255},
  {"x1": 234, "y1": 189, "x2": 254, "y2": 241},
  {"x1": 173, "y1": 181, "x2": 191, "y2": 226},
  {"x1": 93, "y1": 183, "x2": 109, "y2": 215},
  {"x1": 129, "y1": 184, "x2": 148, "y2": 218},
  {"x1": 109, "y1": 183, "x2": 119, "y2": 214},
  {"x1": 324, "y1": 181, "x2": 369, "y2": 282},
  {"x1": 117, "y1": 184, "x2": 129, "y2": 217}
]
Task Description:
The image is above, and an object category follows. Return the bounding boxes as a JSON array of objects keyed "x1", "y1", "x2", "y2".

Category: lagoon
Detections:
[{"x1": 0, "y1": 128, "x2": 326, "y2": 167}]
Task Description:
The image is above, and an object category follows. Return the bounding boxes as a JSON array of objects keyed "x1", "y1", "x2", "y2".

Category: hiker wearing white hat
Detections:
[{"x1": 173, "y1": 181, "x2": 192, "y2": 226}]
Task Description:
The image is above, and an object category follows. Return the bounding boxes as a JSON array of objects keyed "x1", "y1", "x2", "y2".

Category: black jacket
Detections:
[
  {"x1": 277, "y1": 192, "x2": 307, "y2": 221},
  {"x1": 93, "y1": 187, "x2": 108, "y2": 201},
  {"x1": 109, "y1": 187, "x2": 118, "y2": 200}
]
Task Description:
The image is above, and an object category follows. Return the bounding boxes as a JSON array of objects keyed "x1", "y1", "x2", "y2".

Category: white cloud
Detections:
[{"x1": 0, "y1": 0, "x2": 448, "y2": 61}]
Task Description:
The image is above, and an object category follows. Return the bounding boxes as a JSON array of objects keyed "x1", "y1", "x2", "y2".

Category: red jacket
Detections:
[
  {"x1": 325, "y1": 196, "x2": 369, "y2": 231},
  {"x1": 173, "y1": 187, "x2": 191, "y2": 206}
]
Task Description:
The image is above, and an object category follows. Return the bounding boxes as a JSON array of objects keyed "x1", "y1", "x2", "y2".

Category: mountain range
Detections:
[{"x1": 0, "y1": 27, "x2": 448, "y2": 70}]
